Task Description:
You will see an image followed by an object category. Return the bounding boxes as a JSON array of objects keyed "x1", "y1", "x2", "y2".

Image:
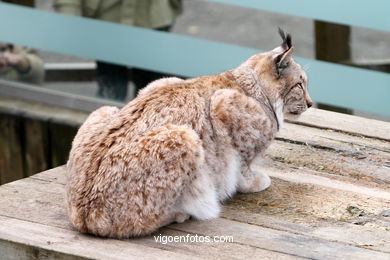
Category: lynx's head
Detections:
[
  {"x1": 232, "y1": 29, "x2": 312, "y2": 120},
  {"x1": 272, "y1": 29, "x2": 313, "y2": 114}
]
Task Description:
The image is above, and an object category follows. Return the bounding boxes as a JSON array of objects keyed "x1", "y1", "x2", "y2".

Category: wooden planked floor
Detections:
[{"x1": 0, "y1": 108, "x2": 389, "y2": 260}]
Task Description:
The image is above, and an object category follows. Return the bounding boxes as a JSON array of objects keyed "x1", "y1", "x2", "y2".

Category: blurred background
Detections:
[{"x1": 0, "y1": 0, "x2": 389, "y2": 184}]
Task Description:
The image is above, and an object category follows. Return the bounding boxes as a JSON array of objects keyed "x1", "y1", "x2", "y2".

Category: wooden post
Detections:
[
  {"x1": 49, "y1": 123, "x2": 78, "y2": 167},
  {"x1": 315, "y1": 21, "x2": 351, "y2": 62},
  {"x1": 24, "y1": 119, "x2": 50, "y2": 177},
  {"x1": 0, "y1": 113, "x2": 24, "y2": 184},
  {"x1": 2, "y1": 0, "x2": 35, "y2": 8},
  {"x1": 315, "y1": 21, "x2": 353, "y2": 114}
]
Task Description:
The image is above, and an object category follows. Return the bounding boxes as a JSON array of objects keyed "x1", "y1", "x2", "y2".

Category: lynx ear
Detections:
[
  {"x1": 275, "y1": 29, "x2": 294, "y2": 76},
  {"x1": 278, "y1": 28, "x2": 292, "y2": 51},
  {"x1": 274, "y1": 47, "x2": 294, "y2": 76},
  {"x1": 275, "y1": 47, "x2": 294, "y2": 70}
]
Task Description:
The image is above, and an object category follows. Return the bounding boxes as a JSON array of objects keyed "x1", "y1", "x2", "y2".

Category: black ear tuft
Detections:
[{"x1": 278, "y1": 28, "x2": 292, "y2": 50}]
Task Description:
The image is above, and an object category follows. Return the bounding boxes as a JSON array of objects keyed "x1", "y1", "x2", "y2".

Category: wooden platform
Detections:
[{"x1": 1, "y1": 108, "x2": 389, "y2": 259}]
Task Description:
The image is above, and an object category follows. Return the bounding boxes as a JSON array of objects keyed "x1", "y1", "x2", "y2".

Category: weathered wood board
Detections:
[
  {"x1": 0, "y1": 108, "x2": 389, "y2": 259},
  {"x1": 0, "y1": 97, "x2": 88, "y2": 184}
]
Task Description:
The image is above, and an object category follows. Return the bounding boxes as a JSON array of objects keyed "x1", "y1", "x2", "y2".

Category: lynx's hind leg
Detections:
[
  {"x1": 100, "y1": 124, "x2": 205, "y2": 237},
  {"x1": 173, "y1": 164, "x2": 221, "y2": 221},
  {"x1": 83, "y1": 106, "x2": 119, "y2": 126},
  {"x1": 71, "y1": 106, "x2": 119, "y2": 144},
  {"x1": 67, "y1": 105, "x2": 119, "y2": 171},
  {"x1": 66, "y1": 106, "x2": 119, "y2": 233}
]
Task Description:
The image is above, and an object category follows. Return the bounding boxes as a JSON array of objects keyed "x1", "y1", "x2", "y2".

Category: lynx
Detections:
[{"x1": 66, "y1": 29, "x2": 312, "y2": 238}]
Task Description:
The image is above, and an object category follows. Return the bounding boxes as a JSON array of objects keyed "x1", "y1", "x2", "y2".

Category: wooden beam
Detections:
[{"x1": 315, "y1": 21, "x2": 353, "y2": 114}]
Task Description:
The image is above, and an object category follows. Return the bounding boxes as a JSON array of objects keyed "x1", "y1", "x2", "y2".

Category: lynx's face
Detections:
[
  {"x1": 270, "y1": 30, "x2": 313, "y2": 115},
  {"x1": 257, "y1": 30, "x2": 313, "y2": 115},
  {"x1": 232, "y1": 29, "x2": 312, "y2": 118},
  {"x1": 280, "y1": 60, "x2": 312, "y2": 115}
]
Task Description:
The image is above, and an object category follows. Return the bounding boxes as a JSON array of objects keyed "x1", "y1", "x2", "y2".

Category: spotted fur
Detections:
[{"x1": 66, "y1": 30, "x2": 312, "y2": 238}]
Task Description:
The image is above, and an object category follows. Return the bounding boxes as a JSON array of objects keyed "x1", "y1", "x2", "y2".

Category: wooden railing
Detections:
[{"x1": 0, "y1": 1, "x2": 389, "y2": 116}]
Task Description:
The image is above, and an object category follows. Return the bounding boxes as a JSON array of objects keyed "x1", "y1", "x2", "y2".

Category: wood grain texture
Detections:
[
  {"x1": 0, "y1": 97, "x2": 88, "y2": 184},
  {"x1": 0, "y1": 113, "x2": 24, "y2": 184},
  {"x1": 286, "y1": 108, "x2": 390, "y2": 141},
  {"x1": 24, "y1": 118, "x2": 49, "y2": 177}
]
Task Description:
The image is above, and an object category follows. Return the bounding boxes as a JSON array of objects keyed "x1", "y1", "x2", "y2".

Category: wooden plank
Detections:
[
  {"x1": 274, "y1": 123, "x2": 390, "y2": 188},
  {"x1": 279, "y1": 122, "x2": 390, "y2": 156},
  {"x1": 0, "y1": 216, "x2": 199, "y2": 260},
  {"x1": 169, "y1": 218, "x2": 390, "y2": 260},
  {"x1": 0, "y1": 96, "x2": 89, "y2": 126},
  {"x1": 235, "y1": 169, "x2": 389, "y2": 222},
  {"x1": 134, "y1": 228, "x2": 301, "y2": 260},
  {"x1": 0, "y1": 239, "x2": 86, "y2": 260},
  {"x1": 0, "y1": 177, "x2": 69, "y2": 230},
  {"x1": 0, "y1": 79, "x2": 121, "y2": 115},
  {"x1": 0, "y1": 216, "x2": 300, "y2": 260},
  {"x1": 24, "y1": 118, "x2": 50, "y2": 177},
  {"x1": 286, "y1": 108, "x2": 390, "y2": 140},
  {"x1": 49, "y1": 123, "x2": 78, "y2": 168},
  {"x1": 0, "y1": 113, "x2": 24, "y2": 184},
  {"x1": 267, "y1": 140, "x2": 390, "y2": 190},
  {"x1": 222, "y1": 206, "x2": 390, "y2": 253},
  {"x1": 258, "y1": 159, "x2": 390, "y2": 199},
  {"x1": 30, "y1": 165, "x2": 67, "y2": 185}
]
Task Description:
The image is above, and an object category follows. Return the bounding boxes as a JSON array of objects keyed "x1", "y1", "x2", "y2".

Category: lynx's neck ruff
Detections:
[{"x1": 228, "y1": 69, "x2": 282, "y2": 131}]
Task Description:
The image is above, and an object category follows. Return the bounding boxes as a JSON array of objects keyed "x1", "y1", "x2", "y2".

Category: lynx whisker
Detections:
[{"x1": 303, "y1": 63, "x2": 311, "y2": 72}]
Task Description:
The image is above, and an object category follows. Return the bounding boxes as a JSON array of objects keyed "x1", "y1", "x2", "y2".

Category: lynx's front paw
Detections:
[
  {"x1": 238, "y1": 171, "x2": 271, "y2": 193},
  {"x1": 174, "y1": 213, "x2": 191, "y2": 223},
  {"x1": 161, "y1": 212, "x2": 191, "y2": 227}
]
